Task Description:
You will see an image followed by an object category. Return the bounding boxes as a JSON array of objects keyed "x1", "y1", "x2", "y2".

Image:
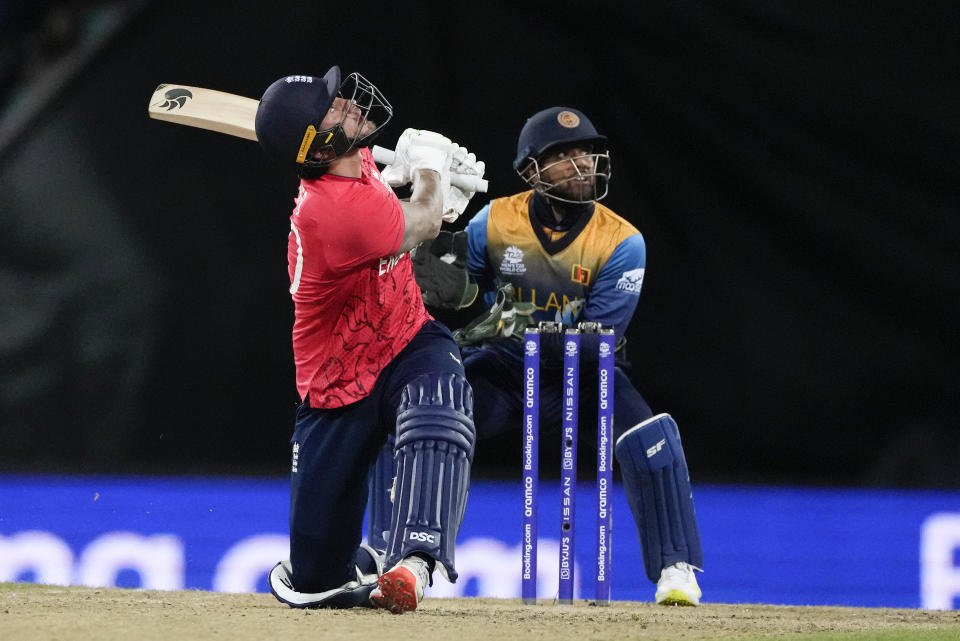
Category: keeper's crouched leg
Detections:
[
  {"x1": 615, "y1": 414, "x2": 703, "y2": 582},
  {"x1": 384, "y1": 372, "x2": 475, "y2": 583}
]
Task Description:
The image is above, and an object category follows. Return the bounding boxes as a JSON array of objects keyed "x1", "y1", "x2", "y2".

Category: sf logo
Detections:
[{"x1": 646, "y1": 438, "x2": 666, "y2": 458}]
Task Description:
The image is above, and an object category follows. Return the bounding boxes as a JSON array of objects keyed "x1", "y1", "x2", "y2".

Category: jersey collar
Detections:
[{"x1": 528, "y1": 192, "x2": 594, "y2": 255}]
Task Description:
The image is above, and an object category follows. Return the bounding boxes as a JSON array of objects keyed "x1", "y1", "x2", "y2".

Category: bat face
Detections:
[{"x1": 147, "y1": 84, "x2": 260, "y2": 141}]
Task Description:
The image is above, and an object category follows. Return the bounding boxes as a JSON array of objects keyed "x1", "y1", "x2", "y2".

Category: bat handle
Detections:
[
  {"x1": 370, "y1": 145, "x2": 396, "y2": 165},
  {"x1": 371, "y1": 145, "x2": 489, "y2": 193}
]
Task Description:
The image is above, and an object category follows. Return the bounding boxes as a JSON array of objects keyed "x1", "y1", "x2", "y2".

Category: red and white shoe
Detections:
[{"x1": 369, "y1": 555, "x2": 431, "y2": 614}]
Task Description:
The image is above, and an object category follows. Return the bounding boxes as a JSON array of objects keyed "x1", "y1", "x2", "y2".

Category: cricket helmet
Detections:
[
  {"x1": 255, "y1": 66, "x2": 392, "y2": 173},
  {"x1": 513, "y1": 106, "x2": 611, "y2": 203}
]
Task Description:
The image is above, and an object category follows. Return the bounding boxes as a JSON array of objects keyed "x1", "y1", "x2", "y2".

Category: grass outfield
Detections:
[{"x1": 1, "y1": 582, "x2": 958, "y2": 640}]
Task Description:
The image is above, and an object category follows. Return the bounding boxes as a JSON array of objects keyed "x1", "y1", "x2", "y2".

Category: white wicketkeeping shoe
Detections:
[
  {"x1": 369, "y1": 554, "x2": 432, "y2": 614},
  {"x1": 655, "y1": 561, "x2": 702, "y2": 606}
]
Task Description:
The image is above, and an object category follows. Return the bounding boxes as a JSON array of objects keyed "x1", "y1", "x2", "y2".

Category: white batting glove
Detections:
[
  {"x1": 441, "y1": 145, "x2": 485, "y2": 223},
  {"x1": 378, "y1": 162, "x2": 410, "y2": 187},
  {"x1": 380, "y1": 128, "x2": 452, "y2": 186}
]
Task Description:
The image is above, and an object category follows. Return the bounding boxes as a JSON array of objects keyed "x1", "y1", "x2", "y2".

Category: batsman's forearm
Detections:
[{"x1": 398, "y1": 169, "x2": 444, "y2": 254}]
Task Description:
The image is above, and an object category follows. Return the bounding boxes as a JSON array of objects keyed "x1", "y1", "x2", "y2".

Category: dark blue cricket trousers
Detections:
[{"x1": 287, "y1": 320, "x2": 464, "y2": 593}]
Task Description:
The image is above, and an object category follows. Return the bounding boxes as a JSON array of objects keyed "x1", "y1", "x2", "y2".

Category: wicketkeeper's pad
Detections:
[{"x1": 615, "y1": 413, "x2": 703, "y2": 582}]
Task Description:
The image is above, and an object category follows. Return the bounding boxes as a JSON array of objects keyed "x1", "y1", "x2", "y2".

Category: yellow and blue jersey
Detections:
[{"x1": 465, "y1": 190, "x2": 645, "y2": 341}]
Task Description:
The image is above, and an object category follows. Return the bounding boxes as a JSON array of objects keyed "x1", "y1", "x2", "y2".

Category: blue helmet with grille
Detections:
[
  {"x1": 514, "y1": 107, "x2": 611, "y2": 203},
  {"x1": 513, "y1": 107, "x2": 607, "y2": 170},
  {"x1": 255, "y1": 66, "x2": 392, "y2": 175}
]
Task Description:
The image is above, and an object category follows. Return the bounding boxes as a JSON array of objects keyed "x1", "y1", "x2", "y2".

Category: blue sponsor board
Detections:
[{"x1": 1, "y1": 475, "x2": 958, "y2": 609}]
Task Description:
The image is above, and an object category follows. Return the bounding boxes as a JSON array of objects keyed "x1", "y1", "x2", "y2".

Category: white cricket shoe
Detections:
[
  {"x1": 655, "y1": 561, "x2": 702, "y2": 606},
  {"x1": 369, "y1": 555, "x2": 432, "y2": 614}
]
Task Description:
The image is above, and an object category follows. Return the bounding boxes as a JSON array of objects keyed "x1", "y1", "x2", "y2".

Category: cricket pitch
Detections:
[{"x1": 1, "y1": 583, "x2": 958, "y2": 641}]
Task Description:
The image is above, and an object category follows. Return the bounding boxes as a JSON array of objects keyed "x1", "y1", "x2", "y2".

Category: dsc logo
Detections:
[{"x1": 408, "y1": 531, "x2": 437, "y2": 544}]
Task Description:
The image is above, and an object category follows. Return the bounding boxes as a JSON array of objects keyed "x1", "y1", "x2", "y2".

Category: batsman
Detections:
[
  {"x1": 254, "y1": 65, "x2": 485, "y2": 613},
  {"x1": 372, "y1": 106, "x2": 705, "y2": 605}
]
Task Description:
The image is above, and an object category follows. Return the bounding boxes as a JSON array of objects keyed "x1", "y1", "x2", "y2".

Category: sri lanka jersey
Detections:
[
  {"x1": 465, "y1": 190, "x2": 645, "y2": 341},
  {"x1": 288, "y1": 148, "x2": 430, "y2": 408}
]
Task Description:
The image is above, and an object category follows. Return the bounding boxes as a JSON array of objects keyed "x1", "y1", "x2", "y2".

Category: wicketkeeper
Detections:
[{"x1": 373, "y1": 106, "x2": 705, "y2": 605}]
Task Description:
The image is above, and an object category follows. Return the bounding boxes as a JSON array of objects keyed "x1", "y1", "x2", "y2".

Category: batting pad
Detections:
[
  {"x1": 366, "y1": 434, "x2": 395, "y2": 553},
  {"x1": 615, "y1": 413, "x2": 703, "y2": 582},
  {"x1": 385, "y1": 373, "x2": 475, "y2": 583}
]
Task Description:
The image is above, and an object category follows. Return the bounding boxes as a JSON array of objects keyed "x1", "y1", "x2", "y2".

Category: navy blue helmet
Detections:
[
  {"x1": 513, "y1": 107, "x2": 611, "y2": 203},
  {"x1": 255, "y1": 66, "x2": 392, "y2": 173}
]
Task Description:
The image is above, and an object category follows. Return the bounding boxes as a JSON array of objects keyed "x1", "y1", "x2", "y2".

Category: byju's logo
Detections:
[{"x1": 156, "y1": 87, "x2": 193, "y2": 111}]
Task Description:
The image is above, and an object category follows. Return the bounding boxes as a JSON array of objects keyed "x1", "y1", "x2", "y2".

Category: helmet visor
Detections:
[
  {"x1": 304, "y1": 72, "x2": 393, "y2": 167},
  {"x1": 518, "y1": 149, "x2": 611, "y2": 204}
]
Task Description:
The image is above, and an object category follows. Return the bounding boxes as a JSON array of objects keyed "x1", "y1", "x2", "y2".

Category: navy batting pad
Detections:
[
  {"x1": 366, "y1": 434, "x2": 395, "y2": 553},
  {"x1": 384, "y1": 373, "x2": 475, "y2": 582}
]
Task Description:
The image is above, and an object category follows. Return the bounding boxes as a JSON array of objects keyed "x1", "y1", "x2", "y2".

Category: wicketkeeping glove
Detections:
[
  {"x1": 379, "y1": 128, "x2": 452, "y2": 187},
  {"x1": 452, "y1": 283, "x2": 535, "y2": 347},
  {"x1": 441, "y1": 145, "x2": 486, "y2": 223},
  {"x1": 411, "y1": 231, "x2": 478, "y2": 309}
]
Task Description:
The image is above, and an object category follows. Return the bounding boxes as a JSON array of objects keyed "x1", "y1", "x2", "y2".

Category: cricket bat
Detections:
[
  {"x1": 148, "y1": 84, "x2": 258, "y2": 141},
  {"x1": 147, "y1": 84, "x2": 488, "y2": 192}
]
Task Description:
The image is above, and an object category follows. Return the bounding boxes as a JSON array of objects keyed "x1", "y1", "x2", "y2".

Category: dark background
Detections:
[{"x1": 1, "y1": 1, "x2": 957, "y2": 486}]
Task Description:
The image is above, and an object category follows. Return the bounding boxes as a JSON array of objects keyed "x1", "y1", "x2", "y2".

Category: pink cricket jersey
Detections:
[{"x1": 287, "y1": 148, "x2": 430, "y2": 408}]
